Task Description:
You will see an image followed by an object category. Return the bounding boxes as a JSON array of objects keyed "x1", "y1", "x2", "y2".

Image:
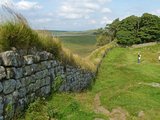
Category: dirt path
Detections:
[
  {"x1": 94, "y1": 93, "x2": 129, "y2": 120},
  {"x1": 131, "y1": 42, "x2": 157, "y2": 48}
]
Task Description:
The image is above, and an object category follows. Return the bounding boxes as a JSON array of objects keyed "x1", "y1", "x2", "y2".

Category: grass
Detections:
[
  {"x1": 87, "y1": 41, "x2": 117, "y2": 66},
  {"x1": 94, "y1": 44, "x2": 160, "y2": 119},
  {"x1": 60, "y1": 35, "x2": 97, "y2": 57},
  {"x1": 21, "y1": 44, "x2": 160, "y2": 120}
]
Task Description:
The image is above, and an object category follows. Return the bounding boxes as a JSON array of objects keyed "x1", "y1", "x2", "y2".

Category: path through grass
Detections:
[{"x1": 23, "y1": 44, "x2": 160, "y2": 120}]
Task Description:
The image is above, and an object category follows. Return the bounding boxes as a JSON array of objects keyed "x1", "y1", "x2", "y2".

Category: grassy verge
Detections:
[{"x1": 87, "y1": 41, "x2": 117, "y2": 67}]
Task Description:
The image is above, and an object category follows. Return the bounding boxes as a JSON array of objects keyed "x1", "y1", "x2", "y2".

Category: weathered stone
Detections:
[
  {"x1": 0, "y1": 96, "x2": 3, "y2": 115},
  {"x1": 26, "y1": 84, "x2": 35, "y2": 93},
  {"x1": 19, "y1": 78, "x2": 27, "y2": 87},
  {"x1": 4, "y1": 94, "x2": 14, "y2": 120},
  {"x1": 3, "y1": 79, "x2": 16, "y2": 94},
  {"x1": 41, "y1": 61, "x2": 49, "y2": 70},
  {"x1": 23, "y1": 66, "x2": 33, "y2": 76},
  {"x1": 0, "y1": 97, "x2": 2, "y2": 103},
  {"x1": 16, "y1": 80, "x2": 22, "y2": 90},
  {"x1": 0, "y1": 82, "x2": 3, "y2": 93},
  {"x1": 0, "y1": 66, "x2": 6, "y2": 80},
  {"x1": 0, "y1": 116, "x2": 3, "y2": 120},
  {"x1": 18, "y1": 88, "x2": 27, "y2": 98},
  {"x1": 25, "y1": 76, "x2": 32, "y2": 86},
  {"x1": 23, "y1": 55, "x2": 34, "y2": 65},
  {"x1": 35, "y1": 71, "x2": 44, "y2": 80},
  {"x1": 1, "y1": 51, "x2": 23, "y2": 67},
  {"x1": 42, "y1": 69, "x2": 49, "y2": 78},
  {"x1": 41, "y1": 77, "x2": 51, "y2": 87},
  {"x1": 24, "y1": 55, "x2": 40, "y2": 65},
  {"x1": 38, "y1": 51, "x2": 49, "y2": 61},
  {"x1": 6, "y1": 67, "x2": 23, "y2": 79},
  {"x1": 35, "y1": 79, "x2": 41, "y2": 90},
  {"x1": 30, "y1": 75, "x2": 36, "y2": 83},
  {"x1": 31, "y1": 64, "x2": 38, "y2": 73},
  {"x1": 45, "y1": 77, "x2": 51, "y2": 85},
  {"x1": 49, "y1": 68, "x2": 56, "y2": 79},
  {"x1": 51, "y1": 60, "x2": 58, "y2": 67},
  {"x1": 46, "y1": 61, "x2": 52, "y2": 69},
  {"x1": 40, "y1": 86, "x2": 51, "y2": 96}
]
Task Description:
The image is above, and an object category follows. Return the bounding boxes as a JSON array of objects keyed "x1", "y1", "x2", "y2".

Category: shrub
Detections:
[
  {"x1": 0, "y1": 21, "x2": 41, "y2": 51},
  {"x1": 37, "y1": 31, "x2": 62, "y2": 58}
]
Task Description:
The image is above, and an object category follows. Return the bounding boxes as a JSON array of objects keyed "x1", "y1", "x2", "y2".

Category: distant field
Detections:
[{"x1": 51, "y1": 30, "x2": 97, "y2": 57}]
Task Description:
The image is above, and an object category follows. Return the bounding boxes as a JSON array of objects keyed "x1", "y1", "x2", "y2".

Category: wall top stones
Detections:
[{"x1": 0, "y1": 50, "x2": 54, "y2": 67}]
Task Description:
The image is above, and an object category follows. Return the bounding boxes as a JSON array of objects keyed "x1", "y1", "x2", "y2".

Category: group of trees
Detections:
[{"x1": 97, "y1": 13, "x2": 160, "y2": 46}]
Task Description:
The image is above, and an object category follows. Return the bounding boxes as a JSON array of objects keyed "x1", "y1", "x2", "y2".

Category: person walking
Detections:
[{"x1": 138, "y1": 53, "x2": 141, "y2": 63}]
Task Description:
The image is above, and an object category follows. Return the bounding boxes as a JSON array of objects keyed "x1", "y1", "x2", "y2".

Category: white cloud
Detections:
[
  {"x1": 33, "y1": 18, "x2": 52, "y2": 23},
  {"x1": 89, "y1": 19, "x2": 97, "y2": 24},
  {"x1": 101, "y1": 16, "x2": 112, "y2": 25},
  {"x1": 0, "y1": 0, "x2": 42, "y2": 10},
  {"x1": 0, "y1": 0, "x2": 13, "y2": 7},
  {"x1": 101, "y1": 8, "x2": 111, "y2": 13},
  {"x1": 152, "y1": 9, "x2": 160, "y2": 16},
  {"x1": 58, "y1": 0, "x2": 111, "y2": 19},
  {"x1": 97, "y1": 0, "x2": 112, "y2": 4},
  {"x1": 15, "y1": 0, "x2": 42, "y2": 10}
]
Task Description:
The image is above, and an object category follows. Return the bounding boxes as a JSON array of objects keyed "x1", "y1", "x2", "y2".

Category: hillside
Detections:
[
  {"x1": 50, "y1": 30, "x2": 97, "y2": 57},
  {"x1": 23, "y1": 44, "x2": 160, "y2": 120}
]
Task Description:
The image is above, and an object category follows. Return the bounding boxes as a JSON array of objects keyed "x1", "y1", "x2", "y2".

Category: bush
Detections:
[
  {"x1": 37, "y1": 31, "x2": 62, "y2": 58},
  {"x1": 0, "y1": 22, "x2": 41, "y2": 51},
  {"x1": 96, "y1": 34, "x2": 112, "y2": 46}
]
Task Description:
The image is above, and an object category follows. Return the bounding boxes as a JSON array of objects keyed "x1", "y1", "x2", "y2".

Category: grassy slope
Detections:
[
  {"x1": 95, "y1": 44, "x2": 160, "y2": 119},
  {"x1": 23, "y1": 44, "x2": 160, "y2": 120},
  {"x1": 51, "y1": 30, "x2": 97, "y2": 57},
  {"x1": 60, "y1": 36, "x2": 97, "y2": 57}
]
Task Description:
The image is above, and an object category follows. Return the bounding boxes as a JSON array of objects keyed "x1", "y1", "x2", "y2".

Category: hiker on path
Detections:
[{"x1": 138, "y1": 53, "x2": 141, "y2": 63}]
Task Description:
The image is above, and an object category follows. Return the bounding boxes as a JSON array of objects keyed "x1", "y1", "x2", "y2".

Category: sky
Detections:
[{"x1": 0, "y1": 0, "x2": 160, "y2": 31}]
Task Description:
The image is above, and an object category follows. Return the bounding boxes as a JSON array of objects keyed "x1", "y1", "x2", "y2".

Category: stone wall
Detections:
[{"x1": 0, "y1": 50, "x2": 95, "y2": 120}]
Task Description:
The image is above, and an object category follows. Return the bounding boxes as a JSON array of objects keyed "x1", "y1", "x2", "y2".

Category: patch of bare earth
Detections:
[{"x1": 94, "y1": 93, "x2": 129, "y2": 120}]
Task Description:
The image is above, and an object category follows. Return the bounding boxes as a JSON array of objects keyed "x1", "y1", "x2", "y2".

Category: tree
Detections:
[
  {"x1": 97, "y1": 13, "x2": 160, "y2": 46},
  {"x1": 117, "y1": 30, "x2": 141, "y2": 45},
  {"x1": 138, "y1": 13, "x2": 160, "y2": 42},
  {"x1": 106, "y1": 18, "x2": 120, "y2": 40}
]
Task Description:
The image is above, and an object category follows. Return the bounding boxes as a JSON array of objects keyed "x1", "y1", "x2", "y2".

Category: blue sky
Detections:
[{"x1": 0, "y1": 0, "x2": 160, "y2": 31}]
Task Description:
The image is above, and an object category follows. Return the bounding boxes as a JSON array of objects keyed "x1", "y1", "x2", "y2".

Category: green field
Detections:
[
  {"x1": 51, "y1": 30, "x2": 97, "y2": 57},
  {"x1": 60, "y1": 36, "x2": 97, "y2": 57},
  {"x1": 23, "y1": 44, "x2": 160, "y2": 120}
]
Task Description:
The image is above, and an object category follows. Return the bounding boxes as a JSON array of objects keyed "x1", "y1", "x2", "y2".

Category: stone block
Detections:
[
  {"x1": 6, "y1": 67, "x2": 23, "y2": 79},
  {"x1": 23, "y1": 66, "x2": 33, "y2": 76},
  {"x1": 16, "y1": 80, "x2": 22, "y2": 90},
  {"x1": 0, "y1": 66, "x2": 6, "y2": 80},
  {"x1": 0, "y1": 82, "x2": 3, "y2": 93},
  {"x1": 38, "y1": 51, "x2": 49, "y2": 61},
  {"x1": 18, "y1": 88, "x2": 26, "y2": 98},
  {"x1": 1, "y1": 51, "x2": 23, "y2": 67},
  {"x1": 3, "y1": 79, "x2": 16, "y2": 94},
  {"x1": 24, "y1": 55, "x2": 40, "y2": 65}
]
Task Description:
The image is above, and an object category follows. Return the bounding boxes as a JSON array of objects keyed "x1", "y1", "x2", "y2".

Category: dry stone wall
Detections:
[{"x1": 0, "y1": 50, "x2": 95, "y2": 120}]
